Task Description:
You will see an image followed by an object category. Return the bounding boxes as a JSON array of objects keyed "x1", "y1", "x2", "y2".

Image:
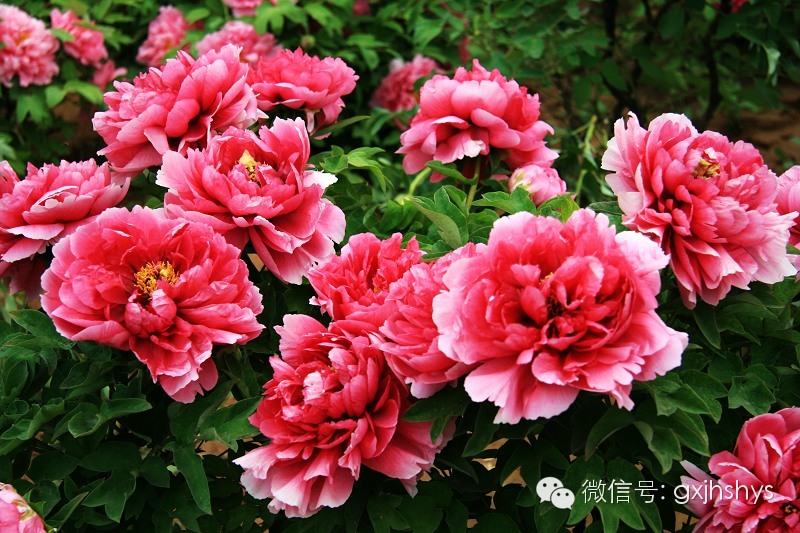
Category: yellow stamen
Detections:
[
  {"x1": 239, "y1": 150, "x2": 260, "y2": 183},
  {"x1": 134, "y1": 261, "x2": 178, "y2": 300}
]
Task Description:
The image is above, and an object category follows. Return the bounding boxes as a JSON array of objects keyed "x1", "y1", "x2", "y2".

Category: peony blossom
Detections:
[
  {"x1": 247, "y1": 48, "x2": 358, "y2": 133},
  {"x1": 196, "y1": 21, "x2": 279, "y2": 67},
  {"x1": 379, "y1": 243, "x2": 482, "y2": 398},
  {"x1": 307, "y1": 233, "x2": 423, "y2": 327},
  {"x1": 235, "y1": 315, "x2": 450, "y2": 518},
  {"x1": 508, "y1": 163, "x2": 567, "y2": 206},
  {"x1": 40, "y1": 206, "x2": 264, "y2": 402},
  {"x1": 681, "y1": 408, "x2": 800, "y2": 532},
  {"x1": 157, "y1": 119, "x2": 345, "y2": 284},
  {"x1": 94, "y1": 44, "x2": 259, "y2": 178},
  {"x1": 370, "y1": 55, "x2": 442, "y2": 114},
  {"x1": 0, "y1": 483, "x2": 46, "y2": 533},
  {"x1": 397, "y1": 59, "x2": 557, "y2": 180},
  {"x1": 432, "y1": 209, "x2": 687, "y2": 424},
  {"x1": 776, "y1": 165, "x2": 800, "y2": 272},
  {"x1": 136, "y1": 6, "x2": 190, "y2": 67},
  {"x1": 50, "y1": 9, "x2": 107, "y2": 67},
  {"x1": 602, "y1": 113, "x2": 796, "y2": 308},
  {"x1": 92, "y1": 60, "x2": 126, "y2": 91},
  {"x1": 224, "y1": 0, "x2": 275, "y2": 17},
  {"x1": 0, "y1": 160, "x2": 129, "y2": 294},
  {"x1": 0, "y1": 5, "x2": 59, "y2": 87}
]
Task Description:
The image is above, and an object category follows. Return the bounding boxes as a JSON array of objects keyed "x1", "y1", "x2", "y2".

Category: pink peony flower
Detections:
[
  {"x1": 41, "y1": 206, "x2": 264, "y2": 402},
  {"x1": 157, "y1": 119, "x2": 345, "y2": 284},
  {"x1": 0, "y1": 5, "x2": 59, "y2": 87},
  {"x1": 0, "y1": 160, "x2": 129, "y2": 294},
  {"x1": 223, "y1": 0, "x2": 276, "y2": 17},
  {"x1": 235, "y1": 315, "x2": 450, "y2": 518},
  {"x1": 0, "y1": 161, "x2": 19, "y2": 196},
  {"x1": 681, "y1": 408, "x2": 800, "y2": 532},
  {"x1": 379, "y1": 243, "x2": 483, "y2": 398},
  {"x1": 307, "y1": 233, "x2": 423, "y2": 327},
  {"x1": 776, "y1": 166, "x2": 800, "y2": 271},
  {"x1": 93, "y1": 44, "x2": 259, "y2": 178},
  {"x1": 602, "y1": 113, "x2": 796, "y2": 308},
  {"x1": 397, "y1": 59, "x2": 557, "y2": 180},
  {"x1": 432, "y1": 209, "x2": 688, "y2": 424},
  {"x1": 136, "y1": 6, "x2": 190, "y2": 67},
  {"x1": 0, "y1": 483, "x2": 46, "y2": 533},
  {"x1": 370, "y1": 55, "x2": 442, "y2": 113},
  {"x1": 91, "y1": 60, "x2": 126, "y2": 91},
  {"x1": 247, "y1": 48, "x2": 358, "y2": 133},
  {"x1": 50, "y1": 9, "x2": 107, "y2": 67},
  {"x1": 196, "y1": 21, "x2": 279, "y2": 67},
  {"x1": 508, "y1": 163, "x2": 568, "y2": 206}
]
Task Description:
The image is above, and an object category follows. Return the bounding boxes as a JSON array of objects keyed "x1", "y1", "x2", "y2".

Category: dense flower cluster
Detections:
[
  {"x1": 398, "y1": 59, "x2": 557, "y2": 180},
  {"x1": 0, "y1": 483, "x2": 45, "y2": 533},
  {"x1": 94, "y1": 44, "x2": 259, "y2": 177},
  {"x1": 50, "y1": 9, "x2": 107, "y2": 67},
  {"x1": 0, "y1": 160, "x2": 129, "y2": 295},
  {"x1": 41, "y1": 206, "x2": 264, "y2": 402},
  {"x1": 157, "y1": 118, "x2": 345, "y2": 284},
  {"x1": 247, "y1": 48, "x2": 358, "y2": 133},
  {"x1": 602, "y1": 113, "x2": 796, "y2": 308},
  {"x1": 196, "y1": 21, "x2": 279, "y2": 67},
  {"x1": 371, "y1": 55, "x2": 442, "y2": 114},
  {"x1": 0, "y1": 4, "x2": 59, "y2": 87},
  {"x1": 136, "y1": 6, "x2": 191, "y2": 67},
  {"x1": 682, "y1": 408, "x2": 800, "y2": 532}
]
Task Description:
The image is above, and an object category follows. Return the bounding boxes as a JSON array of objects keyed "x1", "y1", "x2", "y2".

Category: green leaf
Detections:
[
  {"x1": 46, "y1": 492, "x2": 88, "y2": 529},
  {"x1": 728, "y1": 374, "x2": 775, "y2": 415},
  {"x1": 140, "y1": 455, "x2": 171, "y2": 488},
  {"x1": 367, "y1": 494, "x2": 407, "y2": 533},
  {"x1": 81, "y1": 441, "x2": 143, "y2": 472},
  {"x1": 670, "y1": 411, "x2": 710, "y2": 456},
  {"x1": 172, "y1": 446, "x2": 211, "y2": 515},
  {"x1": 9, "y1": 310, "x2": 73, "y2": 349},
  {"x1": 425, "y1": 161, "x2": 473, "y2": 183},
  {"x1": 403, "y1": 386, "x2": 470, "y2": 422},
  {"x1": 693, "y1": 303, "x2": 721, "y2": 349},
  {"x1": 27, "y1": 452, "x2": 79, "y2": 482},
  {"x1": 100, "y1": 398, "x2": 152, "y2": 419},
  {"x1": 463, "y1": 403, "x2": 499, "y2": 457},
  {"x1": 472, "y1": 187, "x2": 537, "y2": 215},
  {"x1": 634, "y1": 422, "x2": 681, "y2": 473},
  {"x1": 16, "y1": 93, "x2": 50, "y2": 124},
  {"x1": 51, "y1": 28, "x2": 76, "y2": 42},
  {"x1": 169, "y1": 383, "x2": 232, "y2": 444},
  {"x1": 565, "y1": 454, "x2": 605, "y2": 525},
  {"x1": 471, "y1": 512, "x2": 520, "y2": 533},
  {"x1": 66, "y1": 403, "x2": 106, "y2": 438},
  {"x1": 397, "y1": 492, "x2": 443, "y2": 533},
  {"x1": 83, "y1": 470, "x2": 136, "y2": 522},
  {"x1": 445, "y1": 499, "x2": 468, "y2": 533},
  {"x1": 197, "y1": 397, "x2": 260, "y2": 451},
  {"x1": 585, "y1": 408, "x2": 634, "y2": 457}
]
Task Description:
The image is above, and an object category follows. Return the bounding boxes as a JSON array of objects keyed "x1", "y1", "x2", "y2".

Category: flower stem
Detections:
[{"x1": 407, "y1": 167, "x2": 431, "y2": 198}]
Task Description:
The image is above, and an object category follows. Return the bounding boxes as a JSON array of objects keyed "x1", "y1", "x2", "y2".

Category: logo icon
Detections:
[{"x1": 535, "y1": 477, "x2": 575, "y2": 510}]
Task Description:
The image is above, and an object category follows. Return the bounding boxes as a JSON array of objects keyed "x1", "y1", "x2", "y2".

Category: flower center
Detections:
[
  {"x1": 239, "y1": 150, "x2": 260, "y2": 183},
  {"x1": 134, "y1": 261, "x2": 178, "y2": 300},
  {"x1": 546, "y1": 293, "x2": 565, "y2": 317},
  {"x1": 692, "y1": 149, "x2": 721, "y2": 179},
  {"x1": 783, "y1": 503, "x2": 800, "y2": 515}
]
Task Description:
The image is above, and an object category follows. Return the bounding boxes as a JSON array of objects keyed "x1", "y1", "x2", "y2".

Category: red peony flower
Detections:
[
  {"x1": 247, "y1": 48, "x2": 358, "y2": 133},
  {"x1": 235, "y1": 315, "x2": 450, "y2": 518},
  {"x1": 602, "y1": 113, "x2": 796, "y2": 308},
  {"x1": 379, "y1": 243, "x2": 482, "y2": 398},
  {"x1": 157, "y1": 119, "x2": 345, "y2": 284},
  {"x1": 307, "y1": 233, "x2": 423, "y2": 327},
  {"x1": 93, "y1": 44, "x2": 259, "y2": 178},
  {"x1": 40, "y1": 206, "x2": 264, "y2": 402},
  {"x1": 0, "y1": 5, "x2": 59, "y2": 87},
  {"x1": 776, "y1": 165, "x2": 800, "y2": 272},
  {"x1": 196, "y1": 21, "x2": 280, "y2": 67},
  {"x1": 508, "y1": 163, "x2": 567, "y2": 206},
  {"x1": 0, "y1": 159, "x2": 129, "y2": 294},
  {"x1": 432, "y1": 209, "x2": 687, "y2": 423},
  {"x1": 370, "y1": 55, "x2": 442, "y2": 114},
  {"x1": 397, "y1": 59, "x2": 557, "y2": 180},
  {"x1": 223, "y1": 0, "x2": 276, "y2": 17},
  {"x1": 681, "y1": 408, "x2": 800, "y2": 532},
  {"x1": 136, "y1": 6, "x2": 190, "y2": 67},
  {"x1": 50, "y1": 9, "x2": 107, "y2": 67},
  {"x1": 0, "y1": 483, "x2": 46, "y2": 533}
]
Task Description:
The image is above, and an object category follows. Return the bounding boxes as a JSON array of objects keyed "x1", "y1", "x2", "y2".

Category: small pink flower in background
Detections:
[
  {"x1": 353, "y1": 0, "x2": 371, "y2": 16},
  {"x1": 224, "y1": 0, "x2": 276, "y2": 17},
  {"x1": 91, "y1": 60, "x2": 126, "y2": 91},
  {"x1": 681, "y1": 408, "x2": 800, "y2": 532},
  {"x1": 40, "y1": 206, "x2": 264, "y2": 403},
  {"x1": 94, "y1": 44, "x2": 259, "y2": 178},
  {"x1": 0, "y1": 5, "x2": 59, "y2": 87},
  {"x1": 432, "y1": 209, "x2": 687, "y2": 424},
  {"x1": 508, "y1": 163, "x2": 567, "y2": 206},
  {"x1": 235, "y1": 315, "x2": 450, "y2": 518},
  {"x1": 136, "y1": 6, "x2": 190, "y2": 67},
  {"x1": 307, "y1": 233, "x2": 423, "y2": 327},
  {"x1": 379, "y1": 243, "x2": 483, "y2": 398},
  {"x1": 370, "y1": 55, "x2": 442, "y2": 114},
  {"x1": 50, "y1": 9, "x2": 107, "y2": 67},
  {"x1": 776, "y1": 166, "x2": 800, "y2": 271},
  {"x1": 196, "y1": 21, "x2": 279, "y2": 66},
  {"x1": 602, "y1": 113, "x2": 796, "y2": 308},
  {"x1": 0, "y1": 483, "x2": 46, "y2": 533},
  {"x1": 157, "y1": 119, "x2": 345, "y2": 284},
  {"x1": 247, "y1": 48, "x2": 358, "y2": 133},
  {"x1": 0, "y1": 160, "x2": 129, "y2": 294},
  {"x1": 397, "y1": 59, "x2": 557, "y2": 180},
  {"x1": 0, "y1": 161, "x2": 19, "y2": 196}
]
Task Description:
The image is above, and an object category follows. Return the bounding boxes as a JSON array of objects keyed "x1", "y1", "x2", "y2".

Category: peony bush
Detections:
[{"x1": 0, "y1": 1, "x2": 799, "y2": 532}]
